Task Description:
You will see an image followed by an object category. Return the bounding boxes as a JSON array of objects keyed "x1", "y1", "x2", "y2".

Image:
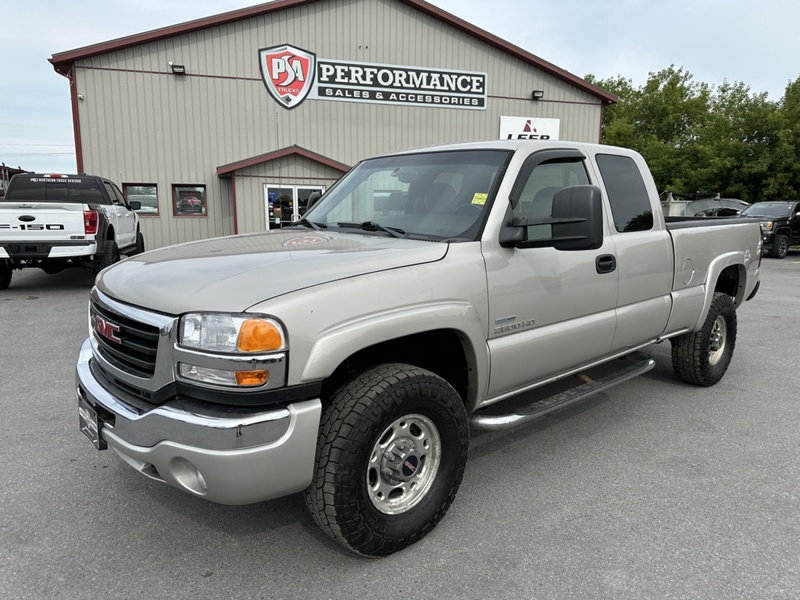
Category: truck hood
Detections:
[{"x1": 97, "y1": 230, "x2": 448, "y2": 314}]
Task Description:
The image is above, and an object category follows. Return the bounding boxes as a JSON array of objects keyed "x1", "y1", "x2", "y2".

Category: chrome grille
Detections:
[{"x1": 90, "y1": 298, "x2": 160, "y2": 377}]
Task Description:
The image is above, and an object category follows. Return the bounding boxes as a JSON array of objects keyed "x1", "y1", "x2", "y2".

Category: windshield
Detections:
[
  {"x1": 3, "y1": 176, "x2": 105, "y2": 203},
  {"x1": 740, "y1": 202, "x2": 793, "y2": 218},
  {"x1": 306, "y1": 149, "x2": 511, "y2": 241}
]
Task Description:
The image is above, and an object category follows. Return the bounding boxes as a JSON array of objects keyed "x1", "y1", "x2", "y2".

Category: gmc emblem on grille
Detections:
[{"x1": 94, "y1": 315, "x2": 122, "y2": 344}]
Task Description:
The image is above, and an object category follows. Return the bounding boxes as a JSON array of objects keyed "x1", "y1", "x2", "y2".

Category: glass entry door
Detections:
[{"x1": 265, "y1": 185, "x2": 324, "y2": 230}]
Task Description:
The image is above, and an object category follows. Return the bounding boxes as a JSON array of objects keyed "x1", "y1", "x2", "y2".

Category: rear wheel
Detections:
[
  {"x1": 671, "y1": 292, "x2": 737, "y2": 386},
  {"x1": 304, "y1": 363, "x2": 469, "y2": 556},
  {"x1": 768, "y1": 234, "x2": 789, "y2": 258},
  {"x1": 0, "y1": 262, "x2": 11, "y2": 290},
  {"x1": 95, "y1": 240, "x2": 120, "y2": 274}
]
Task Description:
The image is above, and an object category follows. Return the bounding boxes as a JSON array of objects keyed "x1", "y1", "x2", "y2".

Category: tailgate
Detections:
[{"x1": 0, "y1": 203, "x2": 88, "y2": 243}]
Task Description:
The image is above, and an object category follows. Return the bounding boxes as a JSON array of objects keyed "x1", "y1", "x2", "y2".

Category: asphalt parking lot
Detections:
[{"x1": 1, "y1": 253, "x2": 799, "y2": 599}]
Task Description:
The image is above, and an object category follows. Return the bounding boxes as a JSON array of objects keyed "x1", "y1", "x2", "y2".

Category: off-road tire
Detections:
[
  {"x1": 671, "y1": 292, "x2": 737, "y2": 386},
  {"x1": 768, "y1": 234, "x2": 789, "y2": 259},
  {"x1": 0, "y1": 262, "x2": 11, "y2": 290},
  {"x1": 95, "y1": 239, "x2": 120, "y2": 274},
  {"x1": 131, "y1": 231, "x2": 145, "y2": 255},
  {"x1": 304, "y1": 363, "x2": 469, "y2": 557}
]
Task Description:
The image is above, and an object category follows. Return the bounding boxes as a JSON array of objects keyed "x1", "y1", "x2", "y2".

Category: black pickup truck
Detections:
[
  {"x1": 0, "y1": 173, "x2": 144, "y2": 289},
  {"x1": 740, "y1": 201, "x2": 800, "y2": 258}
]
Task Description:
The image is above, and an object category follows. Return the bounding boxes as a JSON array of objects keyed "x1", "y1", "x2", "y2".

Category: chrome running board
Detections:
[{"x1": 470, "y1": 351, "x2": 656, "y2": 431}]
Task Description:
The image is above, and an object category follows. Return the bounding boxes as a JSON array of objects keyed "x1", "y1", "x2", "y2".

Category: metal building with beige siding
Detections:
[{"x1": 49, "y1": 0, "x2": 615, "y2": 249}]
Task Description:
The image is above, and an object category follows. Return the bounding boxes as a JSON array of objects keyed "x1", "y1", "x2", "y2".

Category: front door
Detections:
[
  {"x1": 265, "y1": 185, "x2": 324, "y2": 229},
  {"x1": 483, "y1": 150, "x2": 620, "y2": 399}
]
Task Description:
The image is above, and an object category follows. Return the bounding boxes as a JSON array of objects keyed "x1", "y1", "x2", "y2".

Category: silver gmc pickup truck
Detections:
[{"x1": 76, "y1": 140, "x2": 761, "y2": 556}]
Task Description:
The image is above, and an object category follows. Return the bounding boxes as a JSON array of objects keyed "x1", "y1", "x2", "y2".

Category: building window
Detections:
[
  {"x1": 173, "y1": 185, "x2": 207, "y2": 217},
  {"x1": 123, "y1": 183, "x2": 159, "y2": 216}
]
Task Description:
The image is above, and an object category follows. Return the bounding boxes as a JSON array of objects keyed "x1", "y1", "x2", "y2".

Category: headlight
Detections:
[
  {"x1": 760, "y1": 220, "x2": 774, "y2": 232},
  {"x1": 180, "y1": 313, "x2": 286, "y2": 354},
  {"x1": 176, "y1": 313, "x2": 286, "y2": 388}
]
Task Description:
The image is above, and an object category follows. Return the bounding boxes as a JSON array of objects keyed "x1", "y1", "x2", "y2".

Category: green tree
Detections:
[
  {"x1": 587, "y1": 68, "x2": 799, "y2": 202},
  {"x1": 765, "y1": 76, "x2": 800, "y2": 199}
]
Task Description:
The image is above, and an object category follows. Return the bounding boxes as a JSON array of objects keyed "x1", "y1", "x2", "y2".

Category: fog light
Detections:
[{"x1": 179, "y1": 363, "x2": 236, "y2": 385}]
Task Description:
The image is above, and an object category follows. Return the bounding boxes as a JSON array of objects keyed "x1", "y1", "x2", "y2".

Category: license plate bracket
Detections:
[{"x1": 79, "y1": 398, "x2": 107, "y2": 450}]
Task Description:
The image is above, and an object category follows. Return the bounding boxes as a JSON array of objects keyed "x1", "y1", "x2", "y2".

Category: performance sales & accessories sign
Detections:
[{"x1": 259, "y1": 44, "x2": 487, "y2": 110}]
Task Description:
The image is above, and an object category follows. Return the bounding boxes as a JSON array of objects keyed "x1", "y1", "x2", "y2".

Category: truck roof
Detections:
[{"x1": 379, "y1": 139, "x2": 633, "y2": 158}]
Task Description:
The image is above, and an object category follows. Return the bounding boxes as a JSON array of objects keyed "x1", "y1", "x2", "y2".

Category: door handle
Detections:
[{"x1": 596, "y1": 254, "x2": 616, "y2": 274}]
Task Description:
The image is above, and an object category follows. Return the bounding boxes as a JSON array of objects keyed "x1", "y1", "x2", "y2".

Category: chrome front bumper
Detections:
[{"x1": 75, "y1": 338, "x2": 321, "y2": 505}]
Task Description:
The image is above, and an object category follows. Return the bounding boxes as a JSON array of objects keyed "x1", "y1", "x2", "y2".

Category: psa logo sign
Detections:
[{"x1": 259, "y1": 45, "x2": 316, "y2": 109}]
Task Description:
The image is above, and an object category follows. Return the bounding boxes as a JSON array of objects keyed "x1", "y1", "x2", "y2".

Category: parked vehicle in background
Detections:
[
  {"x1": 739, "y1": 201, "x2": 800, "y2": 258},
  {"x1": 127, "y1": 194, "x2": 158, "y2": 215},
  {"x1": 661, "y1": 195, "x2": 749, "y2": 218},
  {"x1": 75, "y1": 140, "x2": 761, "y2": 556},
  {"x1": 0, "y1": 173, "x2": 144, "y2": 289}
]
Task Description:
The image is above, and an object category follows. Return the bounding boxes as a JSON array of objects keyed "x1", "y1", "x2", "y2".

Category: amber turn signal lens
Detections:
[
  {"x1": 237, "y1": 320, "x2": 283, "y2": 352},
  {"x1": 235, "y1": 370, "x2": 269, "y2": 386}
]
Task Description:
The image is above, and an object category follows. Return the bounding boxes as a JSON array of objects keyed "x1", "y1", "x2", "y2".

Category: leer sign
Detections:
[
  {"x1": 259, "y1": 44, "x2": 487, "y2": 110},
  {"x1": 499, "y1": 116, "x2": 560, "y2": 140}
]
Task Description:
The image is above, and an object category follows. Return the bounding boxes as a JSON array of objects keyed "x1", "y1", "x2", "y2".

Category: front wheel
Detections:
[
  {"x1": 304, "y1": 364, "x2": 469, "y2": 556},
  {"x1": 671, "y1": 292, "x2": 737, "y2": 386},
  {"x1": 768, "y1": 234, "x2": 789, "y2": 258},
  {"x1": 131, "y1": 231, "x2": 145, "y2": 255}
]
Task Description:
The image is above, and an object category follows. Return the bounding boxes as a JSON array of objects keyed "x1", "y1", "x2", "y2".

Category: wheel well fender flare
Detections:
[
  {"x1": 300, "y1": 302, "x2": 489, "y2": 407},
  {"x1": 693, "y1": 252, "x2": 747, "y2": 330}
]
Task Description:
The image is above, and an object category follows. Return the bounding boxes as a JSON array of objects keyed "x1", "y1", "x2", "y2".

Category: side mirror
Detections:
[
  {"x1": 551, "y1": 185, "x2": 604, "y2": 251},
  {"x1": 128, "y1": 200, "x2": 141, "y2": 211},
  {"x1": 499, "y1": 185, "x2": 604, "y2": 251},
  {"x1": 307, "y1": 191, "x2": 322, "y2": 212}
]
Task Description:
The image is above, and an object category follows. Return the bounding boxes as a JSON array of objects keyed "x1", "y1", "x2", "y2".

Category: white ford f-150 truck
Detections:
[
  {"x1": 0, "y1": 173, "x2": 144, "y2": 289},
  {"x1": 75, "y1": 140, "x2": 761, "y2": 556}
]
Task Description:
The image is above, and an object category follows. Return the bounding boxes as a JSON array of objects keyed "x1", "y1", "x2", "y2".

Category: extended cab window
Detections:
[{"x1": 596, "y1": 154, "x2": 653, "y2": 232}]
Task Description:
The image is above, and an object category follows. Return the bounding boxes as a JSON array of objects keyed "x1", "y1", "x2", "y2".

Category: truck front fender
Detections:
[{"x1": 300, "y1": 301, "x2": 489, "y2": 410}]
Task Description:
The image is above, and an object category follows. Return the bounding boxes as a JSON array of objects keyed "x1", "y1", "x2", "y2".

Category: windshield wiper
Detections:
[
  {"x1": 336, "y1": 221, "x2": 406, "y2": 238},
  {"x1": 293, "y1": 218, "x2": 327, "y2": 231}
]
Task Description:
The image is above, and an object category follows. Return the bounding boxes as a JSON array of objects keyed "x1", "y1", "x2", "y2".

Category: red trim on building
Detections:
[
  {"x1": 48, "y1": 0, "x2": 616, "y2": 105},
  {"x1": 231, "y1": 175, "x2": 239, "y2": 234},
  {"x1": 68, "y1": 69, "x2": 84, "y2": 173},
  {"x1": 217, "y1": 145, "x2": 351, "y2": 177}
]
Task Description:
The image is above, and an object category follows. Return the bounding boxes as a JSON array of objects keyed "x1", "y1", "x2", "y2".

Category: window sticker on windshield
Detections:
[{"x1": 472, "y1": 193, "x2": 488, "y2": 205}]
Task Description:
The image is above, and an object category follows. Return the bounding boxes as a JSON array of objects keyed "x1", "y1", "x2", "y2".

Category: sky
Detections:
[{"x1": 1, "y1": 0, "x2": 799, "y2": 174}]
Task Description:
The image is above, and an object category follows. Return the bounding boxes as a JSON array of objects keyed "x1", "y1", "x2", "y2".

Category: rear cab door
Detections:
[{"x1": 588, "y1": 148, "x2": 673, "y2": 352}]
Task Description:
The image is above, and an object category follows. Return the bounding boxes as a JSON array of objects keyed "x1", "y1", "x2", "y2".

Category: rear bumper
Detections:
[
  {"x1": 0, "y1": 240, "x2": 96, "y2": 260},
  {"x1": 76, "y1": 338, "x2": 321, "y2": 505}
]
